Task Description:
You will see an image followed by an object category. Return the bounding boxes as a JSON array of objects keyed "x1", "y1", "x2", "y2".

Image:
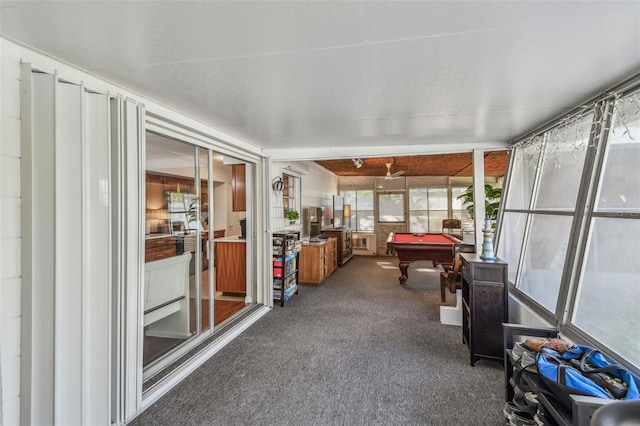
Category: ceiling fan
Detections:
[{"x1": 385, "y1": 162, "x2": 406, "y2": 179}]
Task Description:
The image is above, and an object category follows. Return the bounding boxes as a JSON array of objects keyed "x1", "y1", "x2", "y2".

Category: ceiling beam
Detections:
[{"x1": 263, "y1": 142, "x2": 509, "y2": 161}]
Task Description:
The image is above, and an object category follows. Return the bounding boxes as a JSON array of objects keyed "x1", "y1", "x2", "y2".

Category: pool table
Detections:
[{"x1": 386, "y1": 232, "x2": 463, "y2": 285}]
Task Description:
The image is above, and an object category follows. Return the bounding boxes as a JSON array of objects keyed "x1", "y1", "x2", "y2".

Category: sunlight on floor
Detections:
[
  {"x1": 188, "y1": 269, "x2": 243, "y2": 302},
  {"x1": 376, "y1": 261, "x2": 397, "y2": 269},
  {"x1": 415, "y1": 267, "x2": 439, "y2": 272},
  {"x1": 377, "y1": 260, "x2": 440, "y2": 272}
]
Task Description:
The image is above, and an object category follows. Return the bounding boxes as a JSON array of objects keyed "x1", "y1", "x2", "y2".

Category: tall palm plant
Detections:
[{"x1": 457, "y1": 184, "x2": 502, "y2": 221}]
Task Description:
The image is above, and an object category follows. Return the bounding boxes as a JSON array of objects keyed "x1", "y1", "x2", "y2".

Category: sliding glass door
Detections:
[{"x1": 143, "y1": 132, "x2": 250, "y2": 383}]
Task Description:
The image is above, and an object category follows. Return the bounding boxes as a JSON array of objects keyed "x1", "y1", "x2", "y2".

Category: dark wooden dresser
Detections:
[{"x1": 460, "y1": 252, "x2": 508, "y2": 366}]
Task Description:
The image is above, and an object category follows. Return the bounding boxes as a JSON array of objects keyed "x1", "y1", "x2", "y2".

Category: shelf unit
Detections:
[
  {"x1": 461, "y1": 252, "x2": 508, "y2": 366},
  {"x1": 272, "y1": 232, "x2": 300, "y2": 306}
]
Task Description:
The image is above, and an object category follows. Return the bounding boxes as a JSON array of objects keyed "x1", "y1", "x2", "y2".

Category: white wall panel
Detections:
[
  {"x1": 1, "y1": 76, "x2": 20, "y2": 118},
  {"x1": 20, "y1": 67, "x2": 116, "y2": 426},
  {"x1": 0, "y1": 116, "x2": 20, "y2": 157},
  {"x1": 0, "y1": 156, "x2": 19, "y2": 197},
  {"x1": 3, "y1": 397, "x2": 19, "y2": 426},
  {"x1": 0, "y1": 279, "x2": 20, "y2": 321},
  {"x1": 54, "y1": 81, "x2": 84, "y2": 426},
  {"x1": 82, "y1": 91, "x2": 112, "y2": 425},
  {"x1": 2, "y1": 37, "x2": 270, "y2": 426},
  {"x1": 0, "y1": 38, "x2": 23, "y2": 426},
  {"x1": 0, "y1": 55, "x2": 21, "y2": 425},
  {"x1": 0, "y1": 342, "x2": 20, "y2": 394},
  {"x1": 299, "y1": 162, "x2": 338, "y2": 210},
  {"x1": 0, "y1": 239, "x2": 20, "y2": 280},
  {"x1": 21, "y1": 69, "x2": 57, "y2": 426},
  {"x1": 0, "y1": 42, "x2": 21, "y2": 80},
  {"x1": 1, "y1": 317, "x2": 21, "y2": 364},
  {"x1": 271, "y1": 160, "x2": 338, "y2": 220},
  {"x1": 111, "y1": 97, "x2": 145, "y2": 423},
  {"x1": 0, "y1": 198, "x2": 20, "y2": 239}
]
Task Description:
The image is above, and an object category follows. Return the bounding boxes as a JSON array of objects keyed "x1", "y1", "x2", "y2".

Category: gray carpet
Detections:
[{"x1": 132, "y1": 256, "x2": 505, "y2": 425}]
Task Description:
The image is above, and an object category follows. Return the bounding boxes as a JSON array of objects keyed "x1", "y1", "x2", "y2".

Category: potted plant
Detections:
[
  {"x1": 284, "y1": 209, "x2": 299, "y2": 224},
  {"x1": 457, "y1": 184, "x2": 502, "y2": 226}
]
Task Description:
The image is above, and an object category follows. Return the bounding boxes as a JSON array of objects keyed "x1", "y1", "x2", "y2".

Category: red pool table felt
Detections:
[
  {"x1": 390, "y1": 233, "x2": 457, "y2": 244},
  {"x1": 387, "y1": 232, "x2": 462, "y2": 284}
]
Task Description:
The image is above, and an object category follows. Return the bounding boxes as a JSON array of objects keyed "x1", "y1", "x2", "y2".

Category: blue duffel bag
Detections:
[{"x1": 536, "y1": 345, "x2": 640, "y2": 410}]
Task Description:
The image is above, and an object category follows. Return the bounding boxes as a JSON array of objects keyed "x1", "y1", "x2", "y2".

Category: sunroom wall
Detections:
[{"x1": 0, "y1": 37, "x2": 264, "y2": 425}]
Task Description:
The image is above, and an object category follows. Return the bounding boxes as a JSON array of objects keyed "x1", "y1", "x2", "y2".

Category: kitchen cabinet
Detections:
[
  {"x1": 299, "y1": 238, "x2": 337, "y2": 285},
  {"x1": 214, "y1": 238, "x2": 246, "y2": 295},
  {"x1": 322, "y1": 228, "x2": 353, "y2": 266},
  {"x1": 145, "y1": 236, "x2": 177, "y2": 262},
  {"x1": 232, "y1": 164, "x2": 246, "y2": 212},
  {"x1": 146, "y1": 173, "x2": 165, "y2": 210}
]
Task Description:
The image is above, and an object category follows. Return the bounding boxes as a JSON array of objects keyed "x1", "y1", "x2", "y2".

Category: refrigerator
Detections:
[{"x1": 305, "y1": 207, "x2": 325, "y2": 238}]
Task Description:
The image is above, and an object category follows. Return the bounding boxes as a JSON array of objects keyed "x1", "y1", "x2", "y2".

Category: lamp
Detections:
[
  {"x1": 146, "y1": 208, "x2": 170, "y2": 233},
  {"x1": 148, "y1": 208, "x2": 169, "y2": 220},
  {"x1": 352, "y1": 158, "x2": 363, "y2": 168},
  {"x1": 343, "y1": 204, "x2": 351, "y2": 228}
]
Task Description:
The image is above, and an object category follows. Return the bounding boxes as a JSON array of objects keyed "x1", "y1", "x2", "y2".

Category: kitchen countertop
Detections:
[
  {"x1": 304, "y1": 237, "x2": 335, "y2": 246},
  {"x1": 145, "y1": 233, "x2": 174, "y2": 240},
  {"x1": 214, "y1": 235, "x2": 246, "y2": 242},
  {"x1": 146, "y1": 233, "x2": 245, "y2": 242}
]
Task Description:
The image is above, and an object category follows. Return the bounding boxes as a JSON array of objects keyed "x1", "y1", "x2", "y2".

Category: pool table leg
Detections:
[{"x1": 398, "y1": 261, "x2": 409, "y2": 285}]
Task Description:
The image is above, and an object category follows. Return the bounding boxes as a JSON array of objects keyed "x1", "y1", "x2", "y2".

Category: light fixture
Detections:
[
  {"x1": 272, "y1": 176, "x2": 284, "y2": 192},
  {"x1": 343, "y1": 204, "x2": 351, "y2": 228},
  {"x1": 352, "y1": 158, "x2": 363, "y2": 168}
]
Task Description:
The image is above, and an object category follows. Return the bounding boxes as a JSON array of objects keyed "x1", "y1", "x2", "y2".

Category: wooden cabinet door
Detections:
[
  {"x1": 299, "y1": 245, "x2": 320, "y2": 283},
  {"x1": 215, "y1": 241, "x2": 246, "y2": 294},
  {"x1": 146, "y1": 173, "x2": 165, "y2": 210},
  {"x1": 232, "y1": 164, "x2": 246, "y2": 212}
]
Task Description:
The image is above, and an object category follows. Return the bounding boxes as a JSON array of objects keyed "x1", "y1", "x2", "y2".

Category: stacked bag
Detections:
[{"x1": 505, "y1": 338, "x2": 640, "y2": 426}]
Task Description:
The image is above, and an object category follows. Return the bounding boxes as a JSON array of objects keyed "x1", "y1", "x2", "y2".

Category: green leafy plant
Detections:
[
  {"x1": 167, "y1": 192, "x2": 201, "y2": 233},
  {"x1": 185, "y1": 196, "x2": 200, "y2": 227},
  {"x1": 284, "y1": 209, "x2": 299, "y2": 221},
  {"x1": 457, "y1": 184, "x2": 502, "y2": 221}
]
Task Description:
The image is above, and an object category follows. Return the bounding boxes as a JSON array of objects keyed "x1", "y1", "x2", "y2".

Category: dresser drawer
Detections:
[
  {"x1": 472, "y1": 265, "x2": 505, "y2": 283},
  {"x1": 145, "y1": 237, "x2": 176, "y2": 248},
  {"x1": 145, "y1": 237, "x2": 177, "y2": 262},
  {"x1": 145, "y1": 246, "x2": 176, "y2": 262}
]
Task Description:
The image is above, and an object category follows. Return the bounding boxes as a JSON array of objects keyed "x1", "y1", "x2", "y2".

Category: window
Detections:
[
  {"x1": 497, "y1": 146, "x2": 542, "y2": 283},
  {"x1": 572, "y1": 97, "x2": 640, "y2": 366},
  {"x1": 408, "y1": 187, "x2": 448, "y2": 232},
  {"x1": 341, "y1": 189, "x2": 374, "y2": 231},
  {"x1": 518, "y1": 214, "x2": 573, "y2": 311},
  {"x1": 497, "y1": 212, "x2": 527, "y2": 283},
  {"x1": 378, "y1": 193, "x2": 405, "y2": 222},
  {"x1": 498, "y1": 88, "x2": 640, "y2": 372},
  {"x1": 504, "y1": 143, "x2": 540, "y2": 211},
  {"x1": 502, "y1": 113, "x2": 592, "y2": 312},
  {"x1": 451, "y1": 186, "x2": 472, "y2": 223},
  {"x1": 344, "y1": 185, "x2": 476, "y2": 233},
  {"x1": 282, "y1": 173, "x2": 299, "y2": 214}
]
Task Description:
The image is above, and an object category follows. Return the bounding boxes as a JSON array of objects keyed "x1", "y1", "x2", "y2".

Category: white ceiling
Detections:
[{"x1": 2, "y1": 1, "x2": 640, "y2": 157}]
